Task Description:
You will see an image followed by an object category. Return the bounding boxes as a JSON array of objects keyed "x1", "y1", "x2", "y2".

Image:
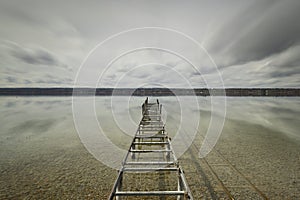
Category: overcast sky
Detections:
[{"x1": 0, "y1": 0, "x2": 299, "y2": 88}]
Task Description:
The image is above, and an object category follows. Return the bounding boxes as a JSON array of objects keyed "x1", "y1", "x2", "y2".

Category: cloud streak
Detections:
[
  {"x1": 12, "y1": 46, "x2": 60, "y2": 67},
  {"x1": 0, "y1": 0, "x2": 299, "y2": 88},
  {"x1": 206, "y1": 0, "x2": 300, "y2": 67}
]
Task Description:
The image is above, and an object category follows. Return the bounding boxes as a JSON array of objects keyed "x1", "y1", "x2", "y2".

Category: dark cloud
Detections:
[
  {"x1": 270, "y1": 45, "x2": 300, "y2": 68},
  {"x1": 0, "y1": 1, "x2": 45, "y2": 26},
  {"x1": 208, "y1": 0, "x2": 300, "y2": 67},
  {"x1": 0, "y1": 0, "x2": 299, "y2": 87},
  {"x1": 11, "y1": 46, "x2": 60, "y2": 66},
  {"x1": 165, "y1": 60, "x2": 182, "y2": 68},
  {"x1": 23, "y1": 80, "x2": 32, "y2": 84},
  {"x1": 1, "y1": 41, "x2": 68, "y2": 69},
  {"x1": 269, "y1": 68, "x2": 300, "y2": 78},
  {"x1": 35, "y1": 79, "x2": 63, "y2": 84},
  {"x1": 5, "y1": 76, "x2": 18, "y2": 83},
  {"x1": 33, "y1": 76, "x2": 73, "y2": 85},
  {"x1": 130, "y1": 73, "x2": 149, "y2": 79},
  {"x1": 283, "y1": 59, "x2": 300, "y2": 68}
]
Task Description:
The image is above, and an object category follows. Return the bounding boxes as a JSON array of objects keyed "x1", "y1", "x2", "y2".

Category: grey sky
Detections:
[{"x1": 0, "y1": 0, "x2": 299, "y2": 88}]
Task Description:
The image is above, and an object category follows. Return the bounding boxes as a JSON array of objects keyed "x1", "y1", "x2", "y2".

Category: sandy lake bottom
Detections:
[{"x1": 0, "y1": 97, "x2": 299, "y2": 199}]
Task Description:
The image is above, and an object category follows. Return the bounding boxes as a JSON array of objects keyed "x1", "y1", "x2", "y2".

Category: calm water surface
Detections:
[{"x1": 0, "y1": 97, "x2": 299, "y2": 199}]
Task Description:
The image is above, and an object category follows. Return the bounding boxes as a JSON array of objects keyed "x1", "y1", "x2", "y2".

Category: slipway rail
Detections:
[{"x1": 109, "y1": 98, "x2": 193, "y2": 199}]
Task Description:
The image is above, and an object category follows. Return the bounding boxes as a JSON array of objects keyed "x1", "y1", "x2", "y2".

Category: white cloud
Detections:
[{"x1": 0, "y1": 0, "x2": 299, "y2": 88}]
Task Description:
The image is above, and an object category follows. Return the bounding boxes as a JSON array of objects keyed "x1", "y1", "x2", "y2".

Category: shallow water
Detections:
[{"x1": 0, "y1": 96, "x2": 299, "y2": 199}]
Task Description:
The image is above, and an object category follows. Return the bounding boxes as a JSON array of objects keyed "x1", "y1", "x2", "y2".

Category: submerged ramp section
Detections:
[{"x1": 109, "y1": 98, "x2": 193, "y2": 199}]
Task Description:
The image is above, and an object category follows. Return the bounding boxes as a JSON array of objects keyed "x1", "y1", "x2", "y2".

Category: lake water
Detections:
[{"x1": 0, "y1": 97, "x2": 299, "y2": 199}]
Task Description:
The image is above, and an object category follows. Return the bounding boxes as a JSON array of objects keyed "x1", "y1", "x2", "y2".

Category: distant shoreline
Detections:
[{"x1": 0, "y1": 88, "x2": 299, "y2": 96}]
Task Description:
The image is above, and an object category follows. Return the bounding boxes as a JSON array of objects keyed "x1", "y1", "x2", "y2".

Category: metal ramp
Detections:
[{"x1": 109, "y1": 98, "x2": 193, "y2": 200}]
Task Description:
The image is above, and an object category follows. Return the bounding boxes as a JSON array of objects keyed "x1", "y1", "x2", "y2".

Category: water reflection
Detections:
[{"x1": 0, "y1": 96, "x2": 299, "y2": 199}]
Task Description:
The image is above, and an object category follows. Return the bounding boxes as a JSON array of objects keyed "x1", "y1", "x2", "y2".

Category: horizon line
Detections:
[{"x1": 0, "y1": 87, "x2": 299, "y2": 97}]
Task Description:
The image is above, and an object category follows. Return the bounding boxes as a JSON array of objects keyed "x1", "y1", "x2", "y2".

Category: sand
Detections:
[{"x1": 0, "y1": 97, "x2": 299, "y2": 199}]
